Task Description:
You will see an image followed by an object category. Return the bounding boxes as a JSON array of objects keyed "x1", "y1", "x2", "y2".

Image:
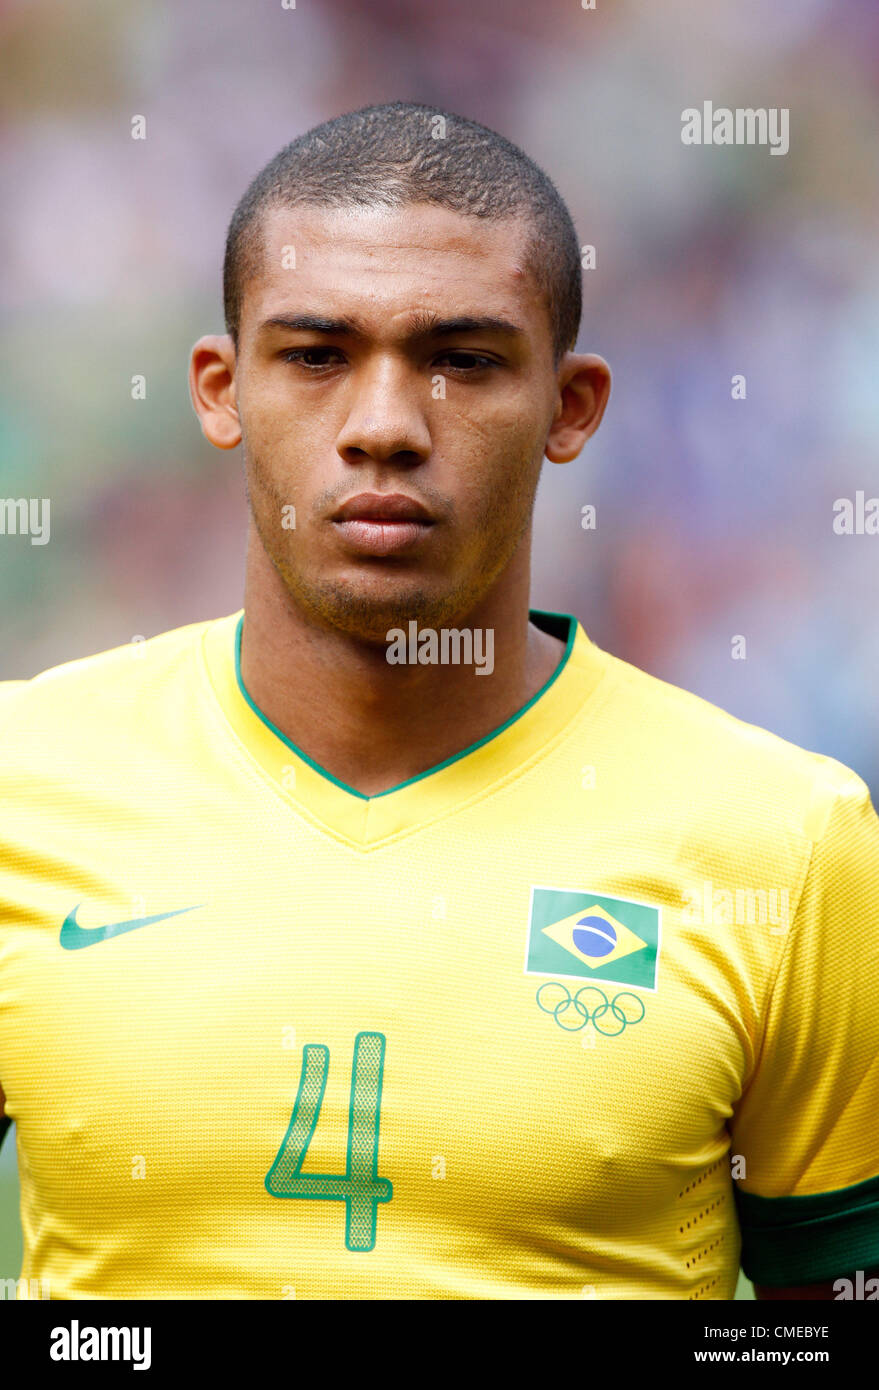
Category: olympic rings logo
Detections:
[{"x1": 536, "y1": 981, "x2": 646, "y2": 1035}]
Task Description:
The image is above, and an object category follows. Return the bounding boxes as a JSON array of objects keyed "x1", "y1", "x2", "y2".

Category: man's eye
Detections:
[
  {"x1": 434, "y1": 351, "x2": 495, "y2": 372},
  {"x1": 282, "y1": 347, "x2": 345, "y2": 369}
]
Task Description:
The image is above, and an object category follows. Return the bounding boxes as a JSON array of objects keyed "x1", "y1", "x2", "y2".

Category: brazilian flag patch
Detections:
[{"x1": 525, "y1": 886, "x2": 661, "y2": 991}]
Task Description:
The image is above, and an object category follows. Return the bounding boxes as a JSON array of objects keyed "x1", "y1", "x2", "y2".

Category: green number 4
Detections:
[{"x1": 265, "y1": 1030, "x2": 393, "y2": 1251}]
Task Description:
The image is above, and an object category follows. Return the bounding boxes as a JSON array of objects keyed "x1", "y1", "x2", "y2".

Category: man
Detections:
[{"x1": 1, "y1": 102, "x2": 877, "y2": 1301}]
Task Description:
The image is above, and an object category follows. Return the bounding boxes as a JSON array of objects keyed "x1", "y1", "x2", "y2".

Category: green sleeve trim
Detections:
[{"x1": 735, "y1": 1173, "x2": 879, "y2": 1285}]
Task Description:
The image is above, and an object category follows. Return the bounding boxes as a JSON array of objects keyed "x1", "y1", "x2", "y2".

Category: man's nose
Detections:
[{"x1": 335, "y1": 358, "x2": 432, "y2": 465}]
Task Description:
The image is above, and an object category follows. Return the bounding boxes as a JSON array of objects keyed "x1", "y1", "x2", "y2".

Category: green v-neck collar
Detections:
[{"x1": 200, "y1": 607, "x2": 609, "y2": 847}]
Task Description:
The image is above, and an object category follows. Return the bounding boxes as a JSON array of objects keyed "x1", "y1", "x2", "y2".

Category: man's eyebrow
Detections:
[
  {"x1": 258, "y1": 312, "x2": 525, "y2": 341},
  {"x1": 259, "y1": 314, "x2": 365, "y2": 337},
  {"x1": 407, "y1": 312, "x2": 524, "y2": 340}
]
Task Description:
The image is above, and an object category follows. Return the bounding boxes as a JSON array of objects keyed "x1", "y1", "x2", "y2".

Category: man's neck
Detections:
[{"x1": 239, "y1": 539, "x2": 567, "y2": 798}]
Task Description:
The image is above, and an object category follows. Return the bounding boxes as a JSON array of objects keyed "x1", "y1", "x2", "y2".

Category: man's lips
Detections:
[
  {"x1": 331, "y1": 492, "x2": 435, "y2": 523},
  {"x1": 331, "y1": 492, "x2": 436, "y2": 556}
]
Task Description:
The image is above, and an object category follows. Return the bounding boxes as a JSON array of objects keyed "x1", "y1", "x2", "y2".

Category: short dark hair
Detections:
[{"x1": 223, "y1": 101, "x2": 582, "y2": 362}]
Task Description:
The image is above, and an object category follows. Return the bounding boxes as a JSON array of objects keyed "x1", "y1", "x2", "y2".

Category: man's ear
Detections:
[
  {"x1": 189, "y1": 334, "x2": 242, "y2": 449},
  {"x1": 544, "y1": 353, "x2": 611, "y2": 463}
]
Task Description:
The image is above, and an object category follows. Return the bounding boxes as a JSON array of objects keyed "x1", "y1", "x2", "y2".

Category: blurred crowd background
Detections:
[{"x1": 2, "y1": 0, "x2": 878, "y2": 1298}]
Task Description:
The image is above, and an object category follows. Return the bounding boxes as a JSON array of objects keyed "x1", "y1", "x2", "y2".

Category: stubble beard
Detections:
[{"x1": 244, "y1": 442, "x2": 540, "y2": 646}]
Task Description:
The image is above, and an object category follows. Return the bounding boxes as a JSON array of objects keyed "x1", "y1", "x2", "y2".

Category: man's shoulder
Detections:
[
  {"x1": 0, "y1": 612, "x2": 240, "y2": 746},
  {"x1": 590, "y1": 643, "x2": 869, "y2": 843}
]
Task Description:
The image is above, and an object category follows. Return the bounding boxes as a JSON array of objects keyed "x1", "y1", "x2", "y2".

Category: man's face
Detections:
[{"x1": 231, "y1": 202, "x2": 563, "y2": 641}]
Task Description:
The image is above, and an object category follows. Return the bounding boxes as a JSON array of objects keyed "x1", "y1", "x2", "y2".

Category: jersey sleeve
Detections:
[{"x1": 729, "y1": 759, "x2": 879, "y2": 1286}]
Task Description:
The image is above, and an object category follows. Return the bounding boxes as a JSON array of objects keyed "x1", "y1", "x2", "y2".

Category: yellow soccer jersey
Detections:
[{"x1": 1, "y1": 607, "x2": 878, "y2": 1300}]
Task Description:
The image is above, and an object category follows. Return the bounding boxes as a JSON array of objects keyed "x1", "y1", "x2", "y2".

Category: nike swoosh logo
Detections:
[{"x1": 60, "y1": 903, "x2": 203, "y2": 950}]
